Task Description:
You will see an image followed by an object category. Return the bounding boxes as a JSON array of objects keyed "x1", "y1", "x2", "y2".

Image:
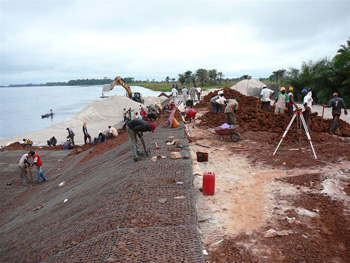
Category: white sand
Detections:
[{"x1": 0, "y1": 96, "x2": 165, "y2": 147}]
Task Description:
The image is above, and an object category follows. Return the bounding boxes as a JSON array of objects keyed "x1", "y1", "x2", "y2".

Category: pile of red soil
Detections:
[{"x1": 195, "y1": 87, "x2": 350, "y2": 139}]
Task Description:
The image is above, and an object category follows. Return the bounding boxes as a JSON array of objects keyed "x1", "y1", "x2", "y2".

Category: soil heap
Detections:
[{"x1": 195, "y1": 87, "x2": 350, "y2": 142}]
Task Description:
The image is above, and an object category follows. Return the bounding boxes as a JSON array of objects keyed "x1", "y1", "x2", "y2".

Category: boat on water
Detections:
[
  {"x1": 41, "y1": 113, "x2": 54, "y2": 118},
  {"x1": 42, "y1": 109, "x2": 54, "y2": 118}
]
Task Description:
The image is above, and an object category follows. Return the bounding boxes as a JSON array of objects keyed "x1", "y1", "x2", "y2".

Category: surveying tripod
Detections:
[{"x1": 272, "y1": 108, "x2": 318, "y2": 160}]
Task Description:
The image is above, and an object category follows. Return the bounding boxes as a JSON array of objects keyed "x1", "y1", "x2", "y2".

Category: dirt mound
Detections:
[{"x1": 195, "y1": 87, "x2": 350, "y2": 139}]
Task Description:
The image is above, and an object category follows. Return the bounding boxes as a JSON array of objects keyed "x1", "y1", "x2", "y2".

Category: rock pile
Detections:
[{"x1": 195, "y1": 87, "x2": 350, "y2": 139}]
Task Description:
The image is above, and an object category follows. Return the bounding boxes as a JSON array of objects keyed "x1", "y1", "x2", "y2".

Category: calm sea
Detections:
[{"x1": 0, "y1": 85, "x2": 162, "y2": 138}]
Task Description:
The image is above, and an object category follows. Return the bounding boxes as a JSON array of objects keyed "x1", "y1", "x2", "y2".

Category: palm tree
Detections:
[
  {"x1": 184, "y1": 70, "x2": 193, "y2": 84},
  {"x1": 195, "y1": 69, "x2": 208, "y2": 87},
  {"x1": 218, "y1": 72, "x2": 224, "y2": 84},
  {"x1": 272, "y1": 69, "x2": 286, "y2": 88},
  {"x1": 165, "y1": 76, "x2": 170, "y2": 84},
  {"x1": 178, "y1": 74, "x2": 186, "y2": 85},
  {"x1": 208, "y1": 69, "x2": 218, "y2": 85},
  {"x1": 333, "y1": 38, "x2": 350, "y2": 105}
]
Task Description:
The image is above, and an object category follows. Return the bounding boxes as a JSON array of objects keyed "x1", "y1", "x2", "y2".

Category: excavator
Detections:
[{"x1": 102, "y1": 76, "x2": 144, "y2": 104}]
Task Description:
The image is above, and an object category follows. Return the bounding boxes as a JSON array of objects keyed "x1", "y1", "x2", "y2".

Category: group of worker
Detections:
[
  {"x1": 18, "y1": 150, "x2": 47, "y2": 186},
  {"x1": 209, "y1": 91, "x2": 239, "y2": 126},
  {"x1": 259, "y1": 85, "x2": 347, "y2": 134},
  {"x1": 171, "y1": 85, "x2": 202, "y2": 103}
]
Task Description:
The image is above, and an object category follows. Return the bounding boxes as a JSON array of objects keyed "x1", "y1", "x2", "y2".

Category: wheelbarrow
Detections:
[{"x1": 206, "y1": 125, "x2": 240, "y2": 142}]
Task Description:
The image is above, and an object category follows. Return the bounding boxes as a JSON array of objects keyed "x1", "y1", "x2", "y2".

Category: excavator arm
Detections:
[{"x1": 111, "y1": 76, "x2": 132, "y2": 98}]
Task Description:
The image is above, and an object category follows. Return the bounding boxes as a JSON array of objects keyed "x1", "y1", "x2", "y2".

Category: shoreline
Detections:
[
  {"x1": 0, "y1": 95, "x2": 166, "y2": 148},
  {"x1": 1, "y1": 89, "x2": 348, "y2": 148}
]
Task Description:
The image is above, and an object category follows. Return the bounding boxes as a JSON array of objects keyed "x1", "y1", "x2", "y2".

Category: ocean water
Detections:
[{"x1": 0, "y1": 85, "x2": 162, "y2": 138}]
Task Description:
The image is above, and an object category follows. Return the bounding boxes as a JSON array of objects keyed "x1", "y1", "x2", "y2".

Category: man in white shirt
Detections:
[
  {"x1": 107, "y1": 125, "x2": 119, "y2": 139},
  {"x1": 259, "y1": 85, "x2": 275, "y2": 112},
  {"x1": 196, "y1": 86, "x2": 202, "y2": 102},
  {"x1": 182, "y1": 86, "x2": 188, "y2": 105},
  {"x1": 172, "y1": 87, "x2": 178, "y2": 98},
  {"x1": 302, "y1": 89, "x2": 313, "y2": 130},
  {"x1": 18, "y1": 154, "x2": 30, "y2": 186},
  {"x1": 215, "y1": 94, "x2": 227, "y2": 113}
]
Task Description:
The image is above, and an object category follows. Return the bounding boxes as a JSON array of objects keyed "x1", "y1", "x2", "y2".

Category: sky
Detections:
[{"x1": 0, "y1": 0, "x2": 349, "y2": 85}]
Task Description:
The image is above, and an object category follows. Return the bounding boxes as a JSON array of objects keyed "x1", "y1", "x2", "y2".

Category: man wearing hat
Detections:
[
  {"x1": 324, "y1": 93, "x2": 348, "y2": 135},
  {"x1": 274, "y1": 87, "x2": 289, "y2": 115},
  {"x1": 126, "y1": 119, "x2": 156, "y2": 162}
]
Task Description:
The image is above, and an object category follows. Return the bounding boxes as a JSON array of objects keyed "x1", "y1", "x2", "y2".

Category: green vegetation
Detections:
[
  {"x1": 138, "y1": 81, "x2": 238, "y2": 92},
  {"x1": 270, "y1": 38, "x2": 350, "y2": 107}
]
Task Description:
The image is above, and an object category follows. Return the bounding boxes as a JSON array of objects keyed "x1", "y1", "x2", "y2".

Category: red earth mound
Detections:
[{"x1": 195, "y1": 87, "x2": 350, "y2": 140}]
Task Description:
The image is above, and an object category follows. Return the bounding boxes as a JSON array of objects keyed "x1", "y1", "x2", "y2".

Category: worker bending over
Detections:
[
  {"x1": 126, "y1": 119, "x2": 156, "y2": 162},
  {"x1": 18, "y1": 153, "x2": 30, "y2": 186},
  {"x1": 225, "y1": 98, "x2": 239, "y2": 125},
  {"x1": 28, "y1": 150, "x2": 47, "y2": 184}
]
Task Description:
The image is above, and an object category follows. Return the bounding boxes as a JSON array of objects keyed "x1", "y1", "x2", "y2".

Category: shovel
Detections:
[{"x1": 139, "y1": 135, "x2": 149, "y2": 157}]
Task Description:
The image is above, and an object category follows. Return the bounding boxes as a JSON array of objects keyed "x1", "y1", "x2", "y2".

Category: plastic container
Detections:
[
  {"x1": 203, "y1": 172, "x2": 215, "y2": 195},
  {"x1": 196, "y1": 152, "x2": 208, "y2": 162},
  {"x1": 172, "y1": 118, "x2": 179, "y2": 128}
]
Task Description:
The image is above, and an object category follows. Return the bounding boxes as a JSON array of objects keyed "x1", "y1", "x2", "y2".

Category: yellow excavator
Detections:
[{"x1": 105, "y1": 76, "x2": 144, "y2": 104}]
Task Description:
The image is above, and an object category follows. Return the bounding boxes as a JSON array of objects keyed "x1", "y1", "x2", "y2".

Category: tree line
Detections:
[{"x1": 269, "y1": 38, "x2": 350, "y2": 106}]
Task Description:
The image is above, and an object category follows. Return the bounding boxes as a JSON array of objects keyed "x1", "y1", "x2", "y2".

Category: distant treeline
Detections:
[{"x1": 6, "y1": 77, "x2": 154, "y2": 87}]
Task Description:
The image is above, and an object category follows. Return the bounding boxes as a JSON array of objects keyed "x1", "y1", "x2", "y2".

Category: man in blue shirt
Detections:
[{"x1": 324, "y1": 93, "x2": 348, "y2": 135}]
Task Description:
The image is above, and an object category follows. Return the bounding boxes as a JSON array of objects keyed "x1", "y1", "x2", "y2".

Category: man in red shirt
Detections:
[{"x1": 28, "y1": 151, "x2": 47, "y2": 183}]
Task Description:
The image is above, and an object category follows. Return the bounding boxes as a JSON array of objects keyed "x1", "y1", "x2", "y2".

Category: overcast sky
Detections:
[{"x1": 1, "y1": 0, "x2": 349, "y2": 85}]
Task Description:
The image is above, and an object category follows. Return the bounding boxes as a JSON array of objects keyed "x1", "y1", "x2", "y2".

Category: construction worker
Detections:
[
  {"x1": 18, "y1": 153, "x2": 30, "y2": 186},
  {"x1": 172, "y1": 86, "x2": 178, "y2": 98},
  {"x1": 82, "y1": 122, "x2": 92, "y2": 144},
  {"x1": 274, "y1": 87, "x2": 289, "y2": 115},
  {"x1": 215, "y1": 93, "x2": 227, "y2": 114},
  {"x1": 302, "y1": 89, "x2": 313, "y2": 130},
  {"x1": 126, "y1": 119, "x2": 156, "y2": 162},
  {"x1": 66, "y1": 126, "x2": 75, "y2": 146},
  {"x1": 210, "y1": 94, "x2": 220, "y2": 111},
  {"x1": 189, "y1": 86, "x2": 196, "y2": 101},
  {"x1": 287, "y1": 86, "x2": 297, "y2": 116},
  {"x1": 47, "y1": 136, "x2": 57, "y2": 146},
  {"x1": 107, "y1": 125, "x2": 118, "y2": 139},
  {"x1": 324, "y1": 93, "x2": 348, "y2": 135},
  {"x1": 259, "y1": 85, "x2": 274, "y2": 112},
  {"x1": 28, "y1": 150, "x2": 47, "y2": 184},
  {"x1": 196, "y1": 86, "x2": 202, "y2": 102},
  {"x1": 23, "y1": 138, "x2": 33, "y2": 147},
  {"x1": 63, "y1": 139, "x2": 72, "y2": 150},
  {"x1": 182, "y1": 86, "x2": 188, "y2": 105},
  {"x1": 93, "y1": 131, "x2": 106, "y2": 144},
  {"x1": 225, "y1": 98, "x2": 239, "y2": 125}
]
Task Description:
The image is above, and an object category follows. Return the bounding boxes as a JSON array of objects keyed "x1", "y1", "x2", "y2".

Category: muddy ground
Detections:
[{"x1": 190, "y1": 88, "x2": 350, "y2": 262}]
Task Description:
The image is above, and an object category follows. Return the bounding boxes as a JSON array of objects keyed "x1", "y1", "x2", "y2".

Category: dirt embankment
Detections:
[{"x1": 195, "y1": 87, "x2": 350, "y2": 138}]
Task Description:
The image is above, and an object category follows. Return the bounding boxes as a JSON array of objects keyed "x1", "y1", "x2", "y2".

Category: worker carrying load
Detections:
[{"x1": 324, "y1": 92, "x2": 348, "y2": 135}]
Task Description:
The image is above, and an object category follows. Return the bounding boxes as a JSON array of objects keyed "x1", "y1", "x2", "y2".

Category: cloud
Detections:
[{"x1": 1, "y1": 0, "x2": 349, "y2": 85}]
